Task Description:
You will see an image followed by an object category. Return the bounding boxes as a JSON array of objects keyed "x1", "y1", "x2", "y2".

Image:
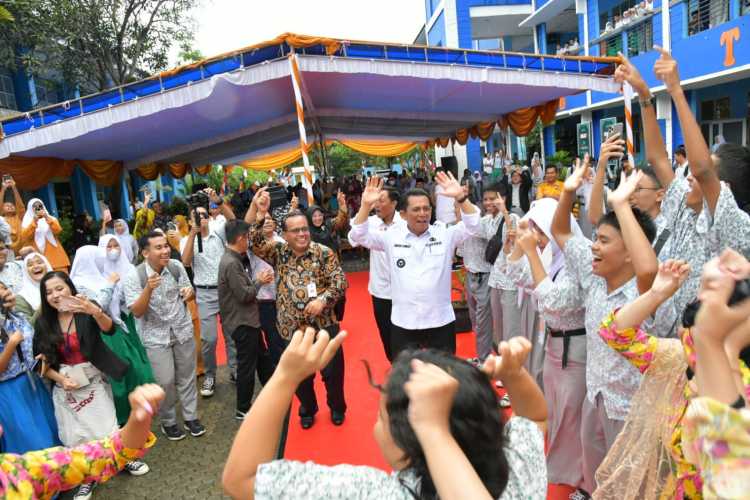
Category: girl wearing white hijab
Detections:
[
  {"x1": 110, "y1": 219, "x2": 138, "y2": 264},
  {"x1": 20, "y1": 198, "x2": 70, "y2": 272},
  {"x1": 16, "y1": 252, "x2": 53, "y2": 318},
  {"x1": 505, "y1": 197, "x2": 588, "y2": 497},
  {"x1": 70, "y1": 244, "x2": 155, "y2": 428},
  {"x1": 97, "y1": 234, "x2": 136, "y2": 322}
]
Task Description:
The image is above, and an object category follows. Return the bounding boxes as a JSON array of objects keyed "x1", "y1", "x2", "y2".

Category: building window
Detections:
[
  {"x1": 600, "y1": 33, "x2": 624, "y2": 57},
  {"x1": 626, "y1": 19, "x2": 653, "y2": 57},
  {"x1": 34, "y1": 78, "x2": 59, "y2": 107},
  {"x1": 701, "y1": 97, "x2": 731, "y2": 121},
  {"x1": 0, "y1": 71, "x2": 17, "y2": 110},
  {"x1": 687, "y1": 0, "x2": 729, "y2": 36},
  {"x1": 743, "y1": 0, "x2": 750, "y2": 15}
]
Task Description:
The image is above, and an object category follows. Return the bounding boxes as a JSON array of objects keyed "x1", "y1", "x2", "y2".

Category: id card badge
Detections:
[{"x1": 307, "y1": 282, "x2": 318, "y2": 298}]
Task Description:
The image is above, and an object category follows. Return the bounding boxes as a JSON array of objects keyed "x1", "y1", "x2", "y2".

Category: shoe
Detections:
[
  {"x1": 229, "y1": 371, "x2": 237, "y2": 384},
  {"x1": 124, "y1": 460, "x2": 150, "y2": 476},
  {"x1": 495, "y1": 380, "x2": 504, "y2": 388},
  {"x1": 73, "y1": 483, "x2": 96, "y2": 500},
  {"x1": 300, "y1": 415, "x2": 315, "y2": 429},
  {"x1": 499, "y1": 394, "x2": 511, "y2": 408},
  {"x1": 160, "y1": 423, "x2": 186, "y2": 441},
  {"x1": 569, "y1": 489, "x2": 592, "y2": 500},
  {"x1": 466, "y1": 357, "x2": 481, "y2": 368},
  {"x1": 184, "y1": 419, "x2": 207, "y2": 437},
  {"x1": 331, "y1": 411, "x2": 345, "y2": 426},
  {"x1": 200, "y1": 376, "x2": 215, "y2": 397},
  {"x1": 234, "y1": 409, "x2": 247, "y2": 421}
]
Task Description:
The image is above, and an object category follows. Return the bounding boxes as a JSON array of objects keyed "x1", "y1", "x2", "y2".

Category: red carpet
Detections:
[{"x1": 216, "y1": 271, "x2": 573, "y2": 499}]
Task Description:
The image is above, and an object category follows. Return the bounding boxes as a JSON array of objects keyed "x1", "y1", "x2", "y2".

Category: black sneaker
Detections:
[
  {"x1": 160, "y1": 423, "x2": 186, "y2": 441},
  {"x1": 184, "y1": 419, "x2": 206, "y2": 437},
  {"x1": 234, "y1": 409, "x2": 247, "y2": 421},
  {"x1": 569, "y1": 489, "x2": 592, "y2": 500}
]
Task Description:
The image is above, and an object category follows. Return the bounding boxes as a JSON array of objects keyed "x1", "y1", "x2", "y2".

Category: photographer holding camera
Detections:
[{"x1": 181, "y1": 188, "x2": 237, "y2": 398}]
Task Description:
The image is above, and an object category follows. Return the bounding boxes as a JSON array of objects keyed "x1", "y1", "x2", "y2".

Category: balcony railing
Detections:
[
  {"x1": 591, "y1": 4, "x2": 656, "y2": 57},
  {"x1": 669, "y1": 0, "x2": 729, "y2": 37}
]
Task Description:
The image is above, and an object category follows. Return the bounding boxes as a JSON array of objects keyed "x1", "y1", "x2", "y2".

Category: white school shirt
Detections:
[
  {"x1": 349, "y1": 211, "x2": 481, "y2": 330},
  {"x1": 347, "y1": 212, "x2": 404, "y2": 300}
]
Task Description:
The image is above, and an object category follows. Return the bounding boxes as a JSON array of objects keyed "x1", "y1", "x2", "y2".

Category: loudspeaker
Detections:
[{"x1": 440, "y1": 156, "x2": 458, "y2": 178}]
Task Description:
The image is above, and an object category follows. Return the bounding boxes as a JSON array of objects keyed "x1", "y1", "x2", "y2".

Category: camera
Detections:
[
  {"x1": 186, "y1": 190, "x2": 211, "y2": 253},
  {"x1": 682, "y1": 278, "x2": 750, "y2": 328}
]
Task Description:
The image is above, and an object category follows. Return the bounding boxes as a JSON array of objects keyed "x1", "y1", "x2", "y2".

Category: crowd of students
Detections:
[{"x1": 1, "y1": 49, "x2": 750, "y2": 500}]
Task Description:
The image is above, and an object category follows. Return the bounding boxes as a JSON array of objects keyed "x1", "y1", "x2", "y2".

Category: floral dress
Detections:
[{"x1": 0, "y1": 430, "x2": 155, "y2": 499}]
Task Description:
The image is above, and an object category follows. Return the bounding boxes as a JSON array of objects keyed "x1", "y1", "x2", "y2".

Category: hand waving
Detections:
[
  {"x1": 361, "y1": 176, "x2": 383, "y2": 209},
  {"x1": 435, "y1": 171, "x2": 463, "y2": 198},
  {"x1": 608, "y1": 170, "x2": 643, "y2": 208},
  {"x1": 563, "y1": 159, "x2": 589, "y2": 193},
  {"x1": 614, "y1": 51, "x2": 650, "y2": 96},
  {"x1": 650, "y1": 259, "x2": 690, "y2": 301}
]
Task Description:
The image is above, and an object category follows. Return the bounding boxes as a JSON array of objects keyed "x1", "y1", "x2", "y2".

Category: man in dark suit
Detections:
[{"x1": 501, "y1": 166, "x2": 532, "y2": 215}]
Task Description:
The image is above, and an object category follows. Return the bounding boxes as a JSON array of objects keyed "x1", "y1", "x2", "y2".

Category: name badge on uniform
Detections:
[{"x1": 307, "y1": 282, "x2": 318, "y2": 298}]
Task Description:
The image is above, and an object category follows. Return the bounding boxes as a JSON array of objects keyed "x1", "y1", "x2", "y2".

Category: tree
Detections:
[
  {"x1": 0, "y1": 0, "x2": 198, "y2": 92},
  {"x1": 525, "y1": 119, "x2": 544, "y2": 161}
]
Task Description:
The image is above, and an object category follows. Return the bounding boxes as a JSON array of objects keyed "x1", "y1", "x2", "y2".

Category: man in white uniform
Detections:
[
  {"x1": 349, "y1": 172, "x2": 480, "y2": 358},
  {"x1": 347, "y1": 187, "x2": 404, "y2": 362}
]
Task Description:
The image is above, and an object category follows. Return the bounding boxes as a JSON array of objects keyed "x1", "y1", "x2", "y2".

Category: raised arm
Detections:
[
  {"x1": 551, "y1": 160, "x2": 589, "y2": 249},
  {"x1": 615, "y1": 53, "x2": 673, "y2": 187},
  {"x1": 654, "y1": 47, "x2": 720, "y2": 213},
  {"x1": 349, "y1": 176, "x2": 387, "y2": 251},
  {"x1": 331, "y1": 191, "x2": 349, "y2": 231},
  {"x1": 607, "y1": 171, "x2": 658, "y2": 293}
]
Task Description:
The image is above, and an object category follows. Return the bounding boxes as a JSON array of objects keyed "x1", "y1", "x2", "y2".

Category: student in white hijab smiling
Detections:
[
  {"x1": 69, "y1": 244, "x2": 155, "y2": 430},
  {"x1": 106, "y1": 219, "x2": 138, "y2": 264},
  {"x1": 15, "y1": 252, "x2": 53, "y2": 318},
  {"x1": 19, "y1": 198, "x2": 70, "y2": 272}
]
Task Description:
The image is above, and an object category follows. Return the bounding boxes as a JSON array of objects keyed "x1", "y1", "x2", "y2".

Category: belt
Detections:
[
  {"x1": 257, "y1": 299, "x2": 276, "y2": 304},
  {"x1": 548, "y1": 328, "x2": 586, "y2": 369},
  {"x1": 195, "y1": 285, "x2": 218, "y2": 290}
]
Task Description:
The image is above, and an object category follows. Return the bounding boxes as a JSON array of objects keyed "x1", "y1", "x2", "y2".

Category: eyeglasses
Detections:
[{"x1": 285, "y1": 227, "x2": 310, "y2": 234}]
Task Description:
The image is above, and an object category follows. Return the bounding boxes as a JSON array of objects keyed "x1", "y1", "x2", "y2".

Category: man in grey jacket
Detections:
[{"x1": 218, "y1": 219, "x2": 274, "y2": 420}]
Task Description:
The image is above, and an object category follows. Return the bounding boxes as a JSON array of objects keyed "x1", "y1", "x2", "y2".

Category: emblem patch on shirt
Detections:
[{"x1": 396, "y1": 258, "x2": 406, "y2": 268}]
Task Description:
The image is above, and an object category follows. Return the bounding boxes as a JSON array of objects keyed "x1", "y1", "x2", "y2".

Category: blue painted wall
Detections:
[{"x1": 428, "y1": 11, "x2": 447, "y2": 47}]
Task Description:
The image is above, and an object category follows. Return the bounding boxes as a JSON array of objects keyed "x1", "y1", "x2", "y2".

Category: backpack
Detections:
[
  {"x1": 136, "y1": 259, "x2": 183, "y2": 289},
  {"x1": 484, "y1": 217, "x2": 506, "y2": 264}
]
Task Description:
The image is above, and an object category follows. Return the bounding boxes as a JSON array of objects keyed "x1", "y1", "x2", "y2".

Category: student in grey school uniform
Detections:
[
  {"x1": 506, "y1": 198, "x2": 588, "y2": 498},
  {"x1": 124, "y1": 231, "x2": 206, "y2": 441}
]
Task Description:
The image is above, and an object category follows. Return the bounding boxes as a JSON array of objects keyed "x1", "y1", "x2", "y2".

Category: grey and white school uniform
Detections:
[
  {"x1": 460, "y1": 212, "x2": 502, "y2": 361},
  {"x1": 181, "y1": 224, "x2": 237, "y2": 379},
  {"x1": 488, "y1": 213, "x2": 521, "y2": 348}
]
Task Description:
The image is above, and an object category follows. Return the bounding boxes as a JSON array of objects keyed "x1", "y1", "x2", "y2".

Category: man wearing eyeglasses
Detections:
[
  {"x1": 628, "y1": 165, "x2": 669, "y2": 259},
  {"x1": 246, "y1": 190, "x2": 348, "y2": 430}
]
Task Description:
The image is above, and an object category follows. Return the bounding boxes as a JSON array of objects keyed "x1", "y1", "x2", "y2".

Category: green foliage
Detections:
[
  {"x1": 0, "y1": 0, "x2": 198, "y2": 91},
  {"x1": 525, "y1": 120, "x2": 543, "y2": 162},
  {"x1": 58, "y1": 214, "x2": 73, "y2": 252},
  {"x1": 0, "y1": 5, "x2": 13, "y2": 22},
  {"x1": 546, "y1": 150, "x2": 572, "y2": 169}
]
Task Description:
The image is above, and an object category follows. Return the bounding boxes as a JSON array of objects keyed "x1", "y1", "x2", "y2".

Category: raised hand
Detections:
[
  {"x1": 563, "y1": 158, "x2": 589, "y2": 193},
  {"x1": 653, "y1": 46, "x2": 681, "y2": 95},
  {"x1": 517, "y1": 226, "x2": 539, "y2": 255},
  {"x1": 597, "y1": 134, "x2": 625, "y2": 170},
  {"x1": 255, "y1": 188, "x2": 271, "y2": 213},
  {"x1": 361, "y1": 176, "x2": 383, "y2": 209},
  {"x1": 608, "y1": 170, "x2": 643, "y2": 208},
  {"x1": 482, "y1": 336, "x2": 532, "y2": 383},
  {"x1": 404, "y1": 359, "x2": 459, "y2": 435},
  {"x1": 614, "y1": 51, "x2": 649, "y2": 96},
  {"x1": 650, "y1": 259, "x2": 690, "y2": 300},
  {"x1": 694, "y1": 257, "x2": 750, "y2": 343},
  {"x1": 337, "y1": 190, "x2": 346, "y2": 210},
  {"x1": 290, "y1": 192, "x2": 299, "y2": 210},
  {"x1": 435, "y1": 171, "x2": 464, "y2": 198},
  {"x1": 277, "y1": 327, "x2": 347, "y2": 384},
  {"x1": 718, "y1": 248, "x2": 750, "y2": 281}
]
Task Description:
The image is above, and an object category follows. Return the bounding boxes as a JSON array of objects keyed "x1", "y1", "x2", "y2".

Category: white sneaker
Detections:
[
  {"x1": 495, "y1": 380, "x2": 504, "y2": 388},
  {"x1": 74, "y1": 482, "x2": 96, "y2": 500},
  {"x1": 124, "y1": 460, "x2": 150, "y2": 476},
  {"x1": 200, "y1": 376, "x2": 215, "y2": 397}
]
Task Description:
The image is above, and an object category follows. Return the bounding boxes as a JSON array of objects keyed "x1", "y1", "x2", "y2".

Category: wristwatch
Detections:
[{"x1": 639, "y1": 95, "x2": 654, "y2": 108}]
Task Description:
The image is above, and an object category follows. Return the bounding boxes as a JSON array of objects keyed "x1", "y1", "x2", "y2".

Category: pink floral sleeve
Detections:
[
  {"x1": 0, "y1": 431, "x2": 156, "y2": 499},
  {"x1": 599, "y1": 311, "x2": 658, "y2": 374}
]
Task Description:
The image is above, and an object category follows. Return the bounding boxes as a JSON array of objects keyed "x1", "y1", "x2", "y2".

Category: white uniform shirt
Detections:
[
  {"x1": 349, "y1": 211, "x2": 481, "y2": 330},
  {"x1": 347, "y1": 212, "x2": 405, "y2": 300}
]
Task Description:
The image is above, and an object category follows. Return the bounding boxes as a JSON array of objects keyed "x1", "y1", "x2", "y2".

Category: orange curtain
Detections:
[
  {"x1": 236, "y1": 144, "x2": 311, "y2": 172},
  {"x1": 501, "y1": 99, "x2": 560, "y2": 137},
  {"x1": 135, "y1": 163, "x2": 161, "y2": 181},
  {"x1": 194, "y1": 164, "x2": 212, "y2": 176},
  {"x1": 0, "y1": 156, "x2": 122, "y2": 190},
  {"x1": 336, "y1": 139, "x2": 418, "y2": 157},
  {"x1": 167, "y1": 163, "x2": 190, "y2": 178}
]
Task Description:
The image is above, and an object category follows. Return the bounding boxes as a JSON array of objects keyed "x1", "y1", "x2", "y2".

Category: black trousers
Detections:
[
  {"x1": 371, "y1": 296, "x2": 393, "y2": 362},
  {"x1": 231, "y1": 325, "x2": 275, "y2": 413},
  {"x1": 296, "y1": 324, "x2": 346, "y2": 417},
  {"x1": 258, "y1": 301, "x2": 285, "y2": 368},
  {"x1": 390, "y1": 321, "x2": 456, "y2": 359}
]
